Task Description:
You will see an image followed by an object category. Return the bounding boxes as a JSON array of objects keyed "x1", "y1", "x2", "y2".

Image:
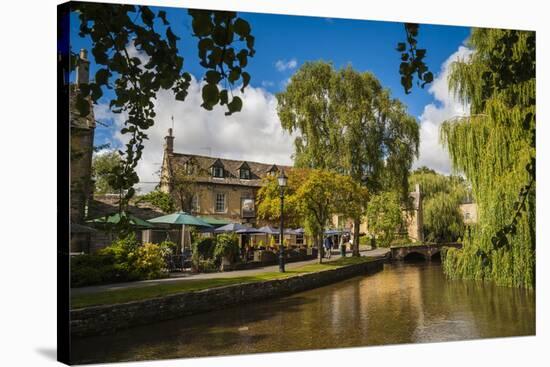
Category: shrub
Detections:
[
  {"x1": 195, "y1": 258, "x2": 219, "y2": 273},
  {"x1": 191, "y1": 237, "x2": 217, "y2": 270},
  {"x1": 193, "y1": 237, "x2": 216, "y2": 258},
  {"x1": 159, "y1": 240, "x2": 177, "y2": 255},
  {"x1": 71, "y1": 233, "x2": 169, "y2": 287},
  {"x1": 214, "y1": 233, "x2": 240, "y2": 263},
  {"x1": 70, "y1": 253, "x2": 117, "y2": 287},
  {"x1": 128, "y1": 242, "x2": 170, "y2": 280}
]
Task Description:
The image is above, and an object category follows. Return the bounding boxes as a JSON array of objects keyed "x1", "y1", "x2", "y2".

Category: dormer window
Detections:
[
  {"x1": 212, "y1": 166, "x2": 224, "y2": 178},
  {"x1": 238, "y1": 162, "x2": 252, "y2": 180},
  {"x1": 267, "y1": 164, "x2": 279, "y2": 177},
  {"x1": 210, "y1": 159, "x2": 225, "y2": 178},
  {"x1": 240, "y1": 168, "x2": 251, "y2": 179}
]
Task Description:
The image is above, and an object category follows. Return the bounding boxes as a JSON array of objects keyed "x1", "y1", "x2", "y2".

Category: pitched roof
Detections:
[
  {"x1": 87, "y1": 195, "x2": 164, "y2": 221},
  {"x1": 167, "y1": 152, "x2": 292, "y2": 187}
]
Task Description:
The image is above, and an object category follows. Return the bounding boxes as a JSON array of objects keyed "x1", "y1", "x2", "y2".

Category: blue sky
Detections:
[{"x1": 70, "y1": 5, "x2": 472, "y2": 189}]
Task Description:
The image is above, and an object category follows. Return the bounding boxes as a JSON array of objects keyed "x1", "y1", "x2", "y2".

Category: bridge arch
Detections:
[
  {"x1": 403, "y1": 251, "x2": 427, "y2": 262},
  {"x1": 430, "y1": 251, "x2": 441, "y2": 261}
]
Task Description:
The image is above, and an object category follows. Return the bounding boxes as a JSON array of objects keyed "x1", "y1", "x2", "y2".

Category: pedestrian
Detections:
[
  {"x1": 324, "y1": 236, "x2": 333, "y2": 259},
  {"x1": 339, "y1": 234, "x2": 346, "y2": 257}
]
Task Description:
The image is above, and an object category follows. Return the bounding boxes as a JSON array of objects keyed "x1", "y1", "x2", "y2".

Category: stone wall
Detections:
[{"x1": 71, "y1": 258, "x2": 385, "y2": 337}]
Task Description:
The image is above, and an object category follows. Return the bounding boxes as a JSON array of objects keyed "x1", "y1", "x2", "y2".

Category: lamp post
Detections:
[{"x1": 278, "y1": 170, "x2": 288, "y2": 272}]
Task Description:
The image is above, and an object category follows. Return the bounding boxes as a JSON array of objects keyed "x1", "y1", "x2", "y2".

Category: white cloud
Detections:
[
  {"x1": 275, "y1": 58, "x2": 298, "y2": 72},
  {"x1": 413, "y1": 46, "x2": 472, "y2": 174},
  {"x1": 97, "y1": 77, "x2": 296, "y2": 193},
  {"x1": 261, "y1": 80, "x2": 275, "y2": 88}
]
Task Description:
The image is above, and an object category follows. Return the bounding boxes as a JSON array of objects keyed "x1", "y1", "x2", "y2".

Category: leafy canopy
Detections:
[
  {"x1": 440, "y1": 28, "x2": 535, "y2": 288},
  {"x1": 365, "y1": 192, "x2": 403, "y2": 247}
]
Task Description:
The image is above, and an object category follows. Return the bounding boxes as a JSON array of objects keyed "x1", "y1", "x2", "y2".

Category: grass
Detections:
[{"x1": 71, "y1": 256, "x2": 375, "y2": 309}]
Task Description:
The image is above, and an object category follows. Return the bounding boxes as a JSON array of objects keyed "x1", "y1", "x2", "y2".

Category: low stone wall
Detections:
[
  {"x1": 71, "y1": 257, "x2": 385, "y2": 338},
  {"x1": 229, "y1": 253, "x2": 317, "y2": 271}
]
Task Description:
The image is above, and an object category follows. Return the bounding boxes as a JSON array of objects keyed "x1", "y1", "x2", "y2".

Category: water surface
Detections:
[{"x1": 72, "y1": 262, "x2": 535, "y2": 364}]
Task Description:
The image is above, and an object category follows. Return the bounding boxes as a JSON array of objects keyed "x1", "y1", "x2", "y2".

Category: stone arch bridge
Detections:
[{"x1": 390, "y1": 243, "x2": 463, "y2": 261}]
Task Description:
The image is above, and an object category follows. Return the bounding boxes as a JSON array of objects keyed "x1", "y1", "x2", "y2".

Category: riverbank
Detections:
[{"x1": 71, "y1": 255, "x2": 387, "y2": 337}]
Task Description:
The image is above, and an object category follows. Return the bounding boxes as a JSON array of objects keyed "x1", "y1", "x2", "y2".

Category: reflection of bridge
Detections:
[{"x1": 390, "y1": 243, "x2": 462, "y2": 261}]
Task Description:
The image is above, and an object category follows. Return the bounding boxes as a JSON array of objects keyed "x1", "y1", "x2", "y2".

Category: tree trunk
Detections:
[
  {"x1": 317, "y1": 233, "x2": 323, "y2": 264},
  {"x1": 352, "y1": 217, "x2": 361, "y2": 257}
]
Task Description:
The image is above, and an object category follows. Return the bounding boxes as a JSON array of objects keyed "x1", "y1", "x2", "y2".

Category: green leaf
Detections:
[
  {"x1": 234, "y1": 18, "x2": 251, "y2": 37},
  {"x1": 95, "y1": 69, "x2": 110, "y2": 85},
  {"x1": 202, "y1": 83, "x2": 220, "y2": 107},
  {"x1": 166, "y1": 27, "x2": 180, "y2": 48},
  {"x1": 226, "y1": 96, "x2": 242, "y2": 115},
  {"x1": 241, "y1": 71, "x2": 251, "y2": 92},
  {"x1": 140, "y1": 6, "x2": 154, "y2": 26},
  {"x1": 219, "y1": 89, "x2": 229, "y2": 105},
  {"x1": 205, "y1": 70, "x2": 222, "y2": 84},
  {"x1": 158, "y1": 10, "x2": 169, "y2": 25}
]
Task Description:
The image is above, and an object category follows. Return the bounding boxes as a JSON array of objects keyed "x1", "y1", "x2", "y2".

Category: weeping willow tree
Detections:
[
  {"x1": 440, "y1": 29, "x2": 535, "y2": 288},
  {"x1": 409, "y1": 170, "x2": 468, "y2": 242}
]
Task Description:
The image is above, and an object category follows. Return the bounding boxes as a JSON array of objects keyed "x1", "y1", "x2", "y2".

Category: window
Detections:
[
  {"x1": 240, "y1": 168, "x2": 251, "y2": 179},
  {"x1": 215, "y1": 193, "x2": 226, "y2": 212},
  {"x1": 212, "y1": 166, "x2": 224, "y2": 178},
  {"x1": 192, "y1": 194, "x2": 200, "y2": 212},
  {"x1": 464, "y1": 212, "x2": 471, "y2": 220}
]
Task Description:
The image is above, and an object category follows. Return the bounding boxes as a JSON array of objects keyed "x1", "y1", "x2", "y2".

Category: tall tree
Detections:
[
  {"x1": 277, "y1": 62, "x2": 419, "y2": 256},
  {"x1": 440, "y1": 29, "x2": 535, "y2": 288}
]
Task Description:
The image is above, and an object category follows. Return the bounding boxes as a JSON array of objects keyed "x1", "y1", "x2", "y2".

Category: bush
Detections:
[
  {"x1": 70, "y1": 253, "x2": 118, "y2": 287},
  {"x1": 195, "y1": 258, "x2": 219, "y2": 273},
  {"x1": 191, "y1": 237, "x2": 218, "y2": 270},
  {"x1": 129, "y1": 242, "x2": 171, "y2": 280},
  {"x1": 160, "y1": 240, "x2": 177, "y2": 255},
  {"x1": 214, "y1": 233, "x2": 240, "y2": 263},
  {"x1": 71, "y1": 233, "x2": 169, "y2": 287}
]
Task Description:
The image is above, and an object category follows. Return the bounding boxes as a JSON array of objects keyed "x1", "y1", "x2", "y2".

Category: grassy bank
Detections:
[{"x1": 71, "y1": 256, "x2": 375, "y2": 309}]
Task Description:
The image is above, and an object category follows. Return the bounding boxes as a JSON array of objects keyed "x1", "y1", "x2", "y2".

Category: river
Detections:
[{"x1": 71, "y1": 261, "x2": 535, "y2": 364}]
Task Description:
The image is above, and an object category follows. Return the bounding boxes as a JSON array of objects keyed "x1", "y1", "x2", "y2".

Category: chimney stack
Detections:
[
  {"x1": 76, "y1": 48, "x2": 90, "y2": 86},
  {"x1": 165, "y1": 128, "x2": 174, "y2": 154}
]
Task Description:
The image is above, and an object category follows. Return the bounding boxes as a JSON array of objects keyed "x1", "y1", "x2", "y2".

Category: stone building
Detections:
[
  {"x1": 159, "y1": 129, "x2": 290, "y2": 225},
  {"x1": 70, "y1": 49, "x2": 96, "y2": 252}
]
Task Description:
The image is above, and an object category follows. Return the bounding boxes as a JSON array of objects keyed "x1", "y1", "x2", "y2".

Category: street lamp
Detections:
[{"x1": 278, "y1": 170, "x2": 288, "y2": 272}]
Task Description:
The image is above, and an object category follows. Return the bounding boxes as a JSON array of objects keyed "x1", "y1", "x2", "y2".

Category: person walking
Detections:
[{"x1": 324, "y1": 236, "x2": 332, "y2": 259}]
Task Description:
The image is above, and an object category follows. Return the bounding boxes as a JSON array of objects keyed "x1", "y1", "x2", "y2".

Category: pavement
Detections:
[{"x1": 71, "y1": 247, "x2": 390, "y2": 296}]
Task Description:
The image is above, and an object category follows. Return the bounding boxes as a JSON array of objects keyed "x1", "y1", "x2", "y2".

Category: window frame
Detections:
[
  {"x1": 212, "y1": 166, "x2": 224, "y2": 178},
  {"x1": 240, "y1": 168, "x2": 251, "y2": 179},
  {"x1": 214, "y1": 192, "x2": 226, "y2": 213}
]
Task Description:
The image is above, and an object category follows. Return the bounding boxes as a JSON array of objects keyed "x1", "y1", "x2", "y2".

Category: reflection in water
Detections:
[{"x1": 72, "y1": 262, "x2": 535, "y2": 364}]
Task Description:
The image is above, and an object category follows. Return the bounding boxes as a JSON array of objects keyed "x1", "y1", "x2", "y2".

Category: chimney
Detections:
[
  {"x1": 76, "y1": 48, "x2": 90, "y2": 86},
  {"x1": 165, "y1": 128, "x2": 174, "y2": 154}
]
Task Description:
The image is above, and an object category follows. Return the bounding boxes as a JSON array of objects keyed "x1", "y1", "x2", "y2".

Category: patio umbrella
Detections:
[
  {"x1": 214, "y1": 223, "x2": 248, "y2": 233},
  {"x1": 87, "y1": 212, "x2": 154, "y2": 229},
  {"x1": 197, "y1": 216, "x2": 232, "y2": 227},
  {"x1": 235, "y1": 227, "x2": 264, "y2": 234},
  {"x1": 257, "y1": 225, "x2": 279, "y2": 234},
  {"x1": 71, "y1": 222, "x2": 98, "y2": 233},
  {"x1": 148, "y1": 212, "x2": 213, "y2": 227},
  {"x1": 291, "y1": 228, "x2": 305, "y2": 235},
  {"x1": 148, "y1": 212, "x2": 213, "y2": 252}
]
